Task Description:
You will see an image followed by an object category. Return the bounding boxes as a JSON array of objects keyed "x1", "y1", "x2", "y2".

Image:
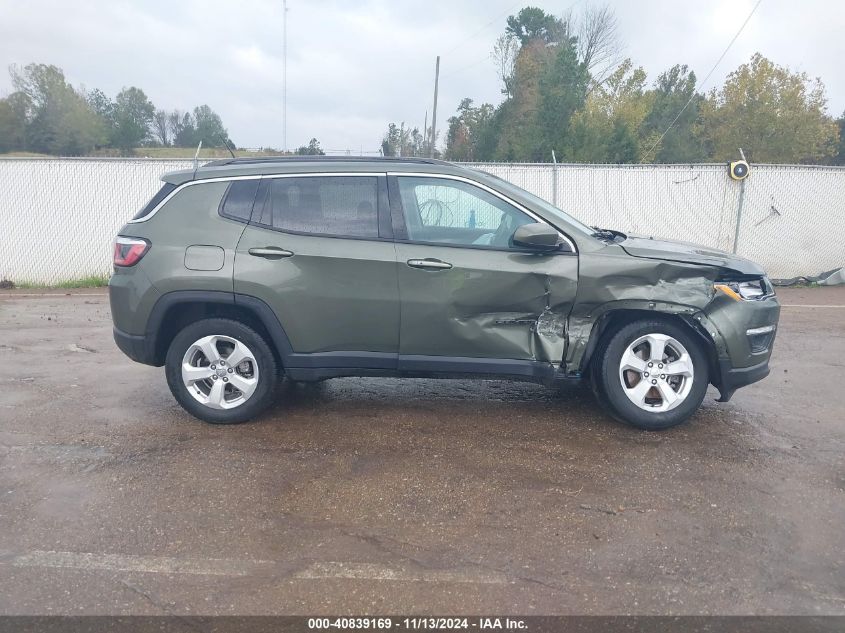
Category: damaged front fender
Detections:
[{"x1": 565, "y1": 248, "x2": 726, "y2": 376}]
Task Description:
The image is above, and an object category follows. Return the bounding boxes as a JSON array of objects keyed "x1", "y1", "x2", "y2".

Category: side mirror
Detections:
[{"x1": 513, "y1": 223, "x2": 567, "y2": 251}]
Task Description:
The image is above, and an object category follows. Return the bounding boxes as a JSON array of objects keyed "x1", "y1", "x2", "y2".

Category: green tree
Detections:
[
  {"x1": 505, "y1": 6, "x2": 566, "y2": 45},
  {"x1": 700, "y1": 53, "x2": 838, "y2": 163},
  {"x1": 10, "y1": 63, "x2": 106, "y2": 155},
  {"x1": 381, "y1": 123, "x2": 400, "y2": 156},
  {"x1": 832, "y1": 111, "x2": 845, "y2": 165},
  {"x1": 639, "y1": 65, "x2": 706, "y2": 163},
  {"x1": 111, "y1": 87, "x2": 155, "y2": 151},
  {"x1": 295, "y1": 137, "x2": 325, "y2": 155},
  {"x1": 193, "y1": 104, "x2": 230, "y2": 147},
  {"x1": 536, "y1": 35, "x2": 590, "y2": 160},
  {"x1": 444, "y1": 98, "x2": 495, "y2": 161},
  {"x1": 168, "y1": 110, "x2": 195, "y2": 146},
  {"x1": 86, "y1": 88, "x2": 114, "y2": 122},
  {"x1": 567, "y1": 60, "x2": 650, "y2": 162},
  {"x1": 381, "y1": 122, "x2": 428, "y2": 157},
  {"x1": 0, "y1": 92, "x2": 29, "y2": 152},
  {"x1": 493, "y1": 39, "x2": 553, "y2": 160}
]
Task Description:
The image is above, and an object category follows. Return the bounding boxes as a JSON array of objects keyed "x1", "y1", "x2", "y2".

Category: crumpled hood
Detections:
[{"x1": 620, "y1": 234, "x2": 766, "y2": 276}]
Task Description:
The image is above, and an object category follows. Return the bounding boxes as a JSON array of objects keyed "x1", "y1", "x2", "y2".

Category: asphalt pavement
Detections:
[{"x1": 0, "y1": 287, "x2": 843, "y2": 615}]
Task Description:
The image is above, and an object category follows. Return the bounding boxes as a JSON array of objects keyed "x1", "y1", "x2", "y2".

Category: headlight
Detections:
[{"x1": 714, "y1": 278, "x2": 772, "y2": 301}]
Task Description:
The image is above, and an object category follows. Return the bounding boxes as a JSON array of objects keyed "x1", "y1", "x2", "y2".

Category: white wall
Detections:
[{"x1": 0, "y1": 158, "x2": 842, "y2": 283}]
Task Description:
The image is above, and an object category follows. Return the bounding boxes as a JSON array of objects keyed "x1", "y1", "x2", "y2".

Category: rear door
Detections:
[{"x1": 234, "y1": 173, "x2": 399, "y2": 364}]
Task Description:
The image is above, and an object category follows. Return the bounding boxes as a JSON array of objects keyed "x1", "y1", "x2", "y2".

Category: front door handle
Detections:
[
  {"x1": 249, "y1": 247, "x2": 294, "y2": 259},
  {"x1": 407, "y1": 258, "x2": 452, "y2": 271}
]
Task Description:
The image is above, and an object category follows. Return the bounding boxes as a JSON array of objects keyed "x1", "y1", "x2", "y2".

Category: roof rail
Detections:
[{"x1": 203, "y1": 156, "x2": 452, "y2": 167}]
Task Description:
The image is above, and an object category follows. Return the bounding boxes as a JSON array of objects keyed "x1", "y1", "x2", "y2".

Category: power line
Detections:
[
  {"x1": 641, "y1": 0, "x2": 763, "y2": 162},
  {"x1": 441, "y1": 53, "x2": 492, "y2": 79},
  {"x1": 441, "y1": 1, "x2": 525, "y2": 57}
]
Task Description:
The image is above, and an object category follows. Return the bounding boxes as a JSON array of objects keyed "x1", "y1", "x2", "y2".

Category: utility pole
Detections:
[
  {"x1": 283, "y1": 0, "x2": 288, "y2": 153},
  {"x1": 429, "y1": 56, "x2": 440, "y2": 158}
]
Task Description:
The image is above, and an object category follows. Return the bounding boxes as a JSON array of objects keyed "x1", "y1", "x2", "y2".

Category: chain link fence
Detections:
[{"x1": 0, "y1": 158, "x2": 842, "y2": 284}]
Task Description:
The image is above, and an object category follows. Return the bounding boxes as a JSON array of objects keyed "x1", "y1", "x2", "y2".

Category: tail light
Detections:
[{"x1": 113, "y1": 236, "x2": 150, "y2": 267}]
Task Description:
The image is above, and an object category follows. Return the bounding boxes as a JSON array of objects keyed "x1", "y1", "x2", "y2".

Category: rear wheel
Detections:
[
  {"x1": 165, "y1": 318, "x2": 278, "y2": 424},
  {"x1": 592, "y1": 319, "x2": 709, "y2": 430}
]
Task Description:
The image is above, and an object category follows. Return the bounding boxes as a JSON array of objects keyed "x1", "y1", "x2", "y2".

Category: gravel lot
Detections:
[{"x1": 0, "y1": 287, "x2": 843, "y2": 615}]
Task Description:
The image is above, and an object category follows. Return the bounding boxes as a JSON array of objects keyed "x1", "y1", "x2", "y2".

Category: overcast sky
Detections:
[{"x1": 1, "y1": 0, "x2": 842, "y2": 153}]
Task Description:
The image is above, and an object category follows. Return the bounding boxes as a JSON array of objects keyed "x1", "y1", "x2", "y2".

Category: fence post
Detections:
[
  {"x1": 732, "y1": 179, "x2": 747, "y2": 254},
  {"x1": 551, "y1": 151, "x2": 558, "y2": 207}
]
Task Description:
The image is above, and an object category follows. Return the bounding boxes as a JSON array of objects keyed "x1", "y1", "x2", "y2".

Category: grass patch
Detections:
[{"x1": 12, "y1": 274, "x2": 110, "y2": 289}]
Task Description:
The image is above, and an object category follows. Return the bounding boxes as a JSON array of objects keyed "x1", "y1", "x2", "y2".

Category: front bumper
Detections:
[
  {"x1": 714, "y1": 357, "x2": 771, "y2": 402},
  {"x1": 702, "y1": 291, "x2": 780, "y2": 402}
]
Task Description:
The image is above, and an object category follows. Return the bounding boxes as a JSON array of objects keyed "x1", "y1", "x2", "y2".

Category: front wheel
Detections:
[
  {"x1": 592, "y1": 319, "x2": 709, "y2": 430},
  {"x1": 165, "y1": 318, "x2": 278, "y2": 424}
]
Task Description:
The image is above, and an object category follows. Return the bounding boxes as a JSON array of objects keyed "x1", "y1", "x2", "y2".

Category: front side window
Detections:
[
  {"x1": 397, "y1": 177, "x2": 535, "y2": 248},
  {"x1": 254, "y1": 176, "x2": 379, "y2": 238}
]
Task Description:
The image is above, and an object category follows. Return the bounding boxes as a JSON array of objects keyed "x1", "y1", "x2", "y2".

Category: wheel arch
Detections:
[
  {"x1": 146, "y1": 291, "x2": 293, "y2": 368},
  {"x1": 577, "y1": 307, "x2": 719, "y2": 385}
]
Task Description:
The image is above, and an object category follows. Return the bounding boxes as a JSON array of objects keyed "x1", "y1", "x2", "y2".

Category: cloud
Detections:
[{"x1": 1, "y1": 0, "x2": 842, "y2": 151}]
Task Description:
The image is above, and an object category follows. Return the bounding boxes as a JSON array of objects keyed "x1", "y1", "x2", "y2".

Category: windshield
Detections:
[{"x1": 476, "y1": 171, "x2": 599, "y2": 239}]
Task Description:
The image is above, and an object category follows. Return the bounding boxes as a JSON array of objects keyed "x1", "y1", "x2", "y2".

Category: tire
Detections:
[
  {"x1": 165, "y1": 318, "x2": 278, "y2": 424},
  {"x1": 592, "y1": 319, "x2": 709, "y2": 430}
]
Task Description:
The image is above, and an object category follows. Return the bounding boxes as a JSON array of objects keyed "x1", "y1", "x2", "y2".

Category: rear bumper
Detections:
[
  {"x1": 113, "y1": 327, "x2": 156, "y2": 366},
  {"x1": 714, "y1": 358, "x2": 770, "y2": 402}
]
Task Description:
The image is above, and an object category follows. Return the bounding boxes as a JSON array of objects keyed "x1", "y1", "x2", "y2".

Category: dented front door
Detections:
[{"x1": 391, "y1": 175, "x2": 578, "y2": 363}]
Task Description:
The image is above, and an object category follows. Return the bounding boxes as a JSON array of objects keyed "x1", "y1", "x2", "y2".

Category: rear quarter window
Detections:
[
  {"x1": 218, "y1": 180, "x2": 260, "y2": 223},
  {"x1": 132, "y1": 183, "x2": 177, "y2": 220}
]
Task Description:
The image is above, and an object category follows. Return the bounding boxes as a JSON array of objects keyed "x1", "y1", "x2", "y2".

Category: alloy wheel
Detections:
[
  {"x1": 181, "y1": 335, "x2": 260, "y2": 410},
  {"x1": 618, "y1": 333, "x2": 694, "y2": 413}
]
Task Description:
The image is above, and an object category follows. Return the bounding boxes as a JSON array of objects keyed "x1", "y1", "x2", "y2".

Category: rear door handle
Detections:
[
  {"x1": 407, "y1": 258, "x2": 452, "y2": 271},
  {"x1": 249, "y1": 247, "x2": 294, "y2": 259}
]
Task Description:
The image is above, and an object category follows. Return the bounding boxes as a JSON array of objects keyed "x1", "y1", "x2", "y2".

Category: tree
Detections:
[
  {"x1": 86, "y1": 88, "x2": 114, "y2": 122},
  {"x1": 295, "y1": 137, "x2": 325, "y2": 155},
  {"x1": 111, "y1": 87, "x2": 155, "y2": 151},
  {"x1": 444, "y1": 98, "x2": 495, "y2": 161},
  {"x1": 168, "y1": 110, "x2": 193, "y2": 146},
  {"x1": 640, "y1": 65, "x2": 706, "y2": 163},
  {"x1": 381, "y1": 122, "x2": 428, "y2": 157},
  {"x1": 151, "y1": 108, "x2": 170, "y2": 146},
  {"x1": 381, "y1": 123, "x2": 400, "y2": 157},
  {"x1": 0, "y1": 92, "x2": 29, "y2": 153},
  {"x1": 535, "y1": 35, "x2": 590, "y2": 160},
  {"x1": 567, "y1": 59, "x2": 649, "y2": 162},
  {"x1": 193, "y1": 104, "x2": 230, "y2": 147},
  {"x1": 574, "y1": 4, "x2": 623, "y2": 87},
  {"x1": 10, "y1": 63, "x2": 106, "y2": 155},
  {"x1": 831, "y1": 111, "x2": 845, "y2": 165},
  {"x1": 505, "y1": 6, "x2": 566, "y2": 45},
  {"x1": 700, "y1": 53, "x2": 839, "y2": 163},
  {"x1": 492, "y1": 34, "x2": 519, "y2": 98},
  {"x1": 493, "y1": 39, "x2": 553, "y2": 160}
]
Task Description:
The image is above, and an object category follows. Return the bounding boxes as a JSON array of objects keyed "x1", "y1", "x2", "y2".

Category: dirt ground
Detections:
[{"x1": 0, "y1": 287, "x2": 842, "y2": 615}]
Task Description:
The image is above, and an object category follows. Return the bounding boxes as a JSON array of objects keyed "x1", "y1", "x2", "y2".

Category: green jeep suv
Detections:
[{"x1": 110, "y1": 157, "x2": 779, "y2": 430}]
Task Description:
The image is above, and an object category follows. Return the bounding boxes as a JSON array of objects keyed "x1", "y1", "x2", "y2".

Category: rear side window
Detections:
[
  {"x1": 218, "y1": 180, "x2": 260, "y2": 222},
  {"x1": 254, "y1": 176, "x2": 378, "y2": 238},
  {"x1": 132, "y1": 183, "x2": 177, "y2": 220}
]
